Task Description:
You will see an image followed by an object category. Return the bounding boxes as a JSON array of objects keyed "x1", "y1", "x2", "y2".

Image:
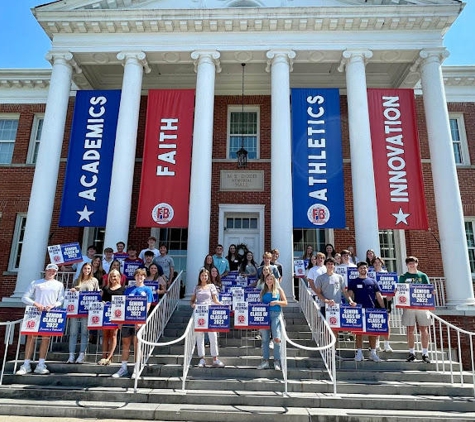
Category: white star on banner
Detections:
[
  {"x1": 392, "y1": 208, "x2": 410, "y2": 225},
  {"x1": 77, "y1": 205, "x2": 94, "y2": 222}
]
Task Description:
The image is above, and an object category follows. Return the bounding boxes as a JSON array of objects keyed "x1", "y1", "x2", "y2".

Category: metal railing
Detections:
[
  {"x1": 429, "y1": 277, "x2": 446, "y2": 307},
  {"x1": 429, "y1": 312, "x2": 475, "y2": 396},
  {"x1": 278, "y1": 279, "x2": 337, "y2": 394},
  {"x1": 134, "y1": 270, "x2": 183, "y2": 391},
  {"x1": 1, "y1": 318, "x2": 23, "y2": 385}
]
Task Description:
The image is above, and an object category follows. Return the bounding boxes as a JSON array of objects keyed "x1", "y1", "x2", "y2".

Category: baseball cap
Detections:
[{"x1": 45, "y1": 263, "x2": 59, "y2": 271}]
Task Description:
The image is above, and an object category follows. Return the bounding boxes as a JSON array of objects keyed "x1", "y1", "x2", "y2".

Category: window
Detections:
[
  {"x1": 449, "y1": 114, "x2": 470, "y2": 165},
  {"x1": 27, "y1": 115, "x2": 44, "y2": 164},
  {"x1": 226, "y1": 217, "x2": 258, "y2": 230},
  {"x1": 8, "y1": 214, "x2": 27, "y2": 271},
  {"x1": 0, "y1": 116, "x2": 19, "y2": 164},
  {"x1": 228, "y1": 106, "x2": 259, "y2": 160},
  {"x1": 379, "y1": 229, "x2": 398, "y2": 272},
  {"x1": 293, "y1": 229, "x2": 326, "y2": 258},
  {"x1": 465, "y1": 220, "x2": 475, "y2": 275}
]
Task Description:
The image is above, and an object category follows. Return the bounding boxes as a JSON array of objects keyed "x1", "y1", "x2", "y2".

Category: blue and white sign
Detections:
[
  {"x1": 326, "y1": 304, "x2": 364, "y2": 332},
  {"x1": 87, "y1": 302, "x2": 118, "y2": 330},
  {"x1": 234, "y1": 302, "x2": 270, "y2": 329},
  {"x1": 395, "y1": 284, "x2": 435, "y2": 310},
  {"x1": 21, "y1": 307, "x2": 67, "y2": 337},
  {"x1": 291, "y1": 88, "x2": 346, "y2": 228},
  {"x1": 194, "y1": 305, "x2": 231, "y2": 332},
  {"x1": 110, "y1": 295, "x2": 148, "y2": 324},
  {"x1": 362, "y1": 308, "x2": 389, "y2": 335},
  {"x1": 47, "y1": 242, "x2": 82, "y2": 265},
  {"x1": 123, "y1": 261, "x2": 144, "y2": 280},
  {"x1": 375, "y1": 273, "x2": 398, "y2": 296},
  {"x1": 59, "y1": 90, "x2": 121, "y2": 227}
]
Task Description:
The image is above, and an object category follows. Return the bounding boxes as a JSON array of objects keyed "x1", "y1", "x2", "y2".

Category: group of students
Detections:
[
  {"x1": 305, "y1": 244, "x2": 433, "y2": 363},
  {"x1": 191, "y1": 245, "x2": 287, "y2": 370}
]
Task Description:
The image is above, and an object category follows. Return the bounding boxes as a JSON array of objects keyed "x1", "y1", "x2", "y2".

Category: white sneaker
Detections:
[
  {"x1": 16, "y1": 363, "x2": 32, "y2": 375},
  {"x1": 198, "y1": 358, "x2": 206, "y2": 368},
  {"x1": 213, "y1": 359, "x2": 225, "y2": 368},
  {"x1": 269, "y1": 341, "x2": 274, "y2": 349},
  {"x1": 34, "y1": 363, "x2": 50, "y2": 375},
  {"x1": 66, "y1": 354, "x2": 75, "y2": 364},
  {"x1": 384, "y1": 344, "x2": 393, "y2": 353},
  {"x1": 75, "y1": 353, "x2": 85, "y2": 364},
  {"x1": 257, "y1": 360, "x2": 270, "y2": 370},
  {"x1": 274, "y1": 360, "x2": 281, "y2": 371},
  {"x1": 369, "y1": 352, "x2": 382, "y2": 362},
  {"x1": 112, "y1": 366, "x2": 129, "y2": 378},
  {"x1": 354, "y1": 351, "x2": 364, "y2": 362}
]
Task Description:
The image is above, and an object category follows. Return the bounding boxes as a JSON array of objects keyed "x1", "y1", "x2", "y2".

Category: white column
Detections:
[
  {"x1": 103, "y1": 52, "x2": 150, "y2": 250},
  {"x1": 417, "y1": 48, "x2": 475, "y2": 307},
  {"x1": 338, "y1": 49, "x2": 380, "y2": 258},
  {"x1": 185, "y1": 51, "x2": 221, "y2": 294},
  {"x1": 9, "y1": 52, "x2": 76, "y2": 300},
  {"x1": 266, "y1": 50, "x2": 296, "y2": 299}
]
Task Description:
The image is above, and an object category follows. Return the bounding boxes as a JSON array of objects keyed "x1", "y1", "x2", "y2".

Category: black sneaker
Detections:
[
  {"x1": 422, "y1": 354, "x2": 431, "y2": 363},
  {"x1": 406, "y1": 353, "x2": 416, "y2": 362}
]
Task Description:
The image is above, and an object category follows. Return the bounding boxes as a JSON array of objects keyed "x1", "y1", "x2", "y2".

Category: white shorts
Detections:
[{"x1": 401, "y1": 309, "x2": 431, "y2": 327}]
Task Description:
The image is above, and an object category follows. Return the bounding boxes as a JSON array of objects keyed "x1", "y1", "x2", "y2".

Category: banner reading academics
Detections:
[
  {"x1": 136, "y1": 89, "x2": 195, "y2": 227},
  {"x1": 59, "y1": 90, "x2": 121, "y2": 227},
  {"x1": 291, "y1": 88, "x2": 345, "y2": 228},
  {"x1": 367, "y1": 89, "x2": 428, "y2": 230}
]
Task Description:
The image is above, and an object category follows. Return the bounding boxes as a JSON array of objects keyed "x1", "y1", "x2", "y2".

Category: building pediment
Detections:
[{"x1": 35, "y1": 0, "x2": 462, "y2": 12}]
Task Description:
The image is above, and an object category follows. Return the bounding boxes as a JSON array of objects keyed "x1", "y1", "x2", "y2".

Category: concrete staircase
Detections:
[{"x1": 0, "y1": 304, "x2": 474, "y2": 421}]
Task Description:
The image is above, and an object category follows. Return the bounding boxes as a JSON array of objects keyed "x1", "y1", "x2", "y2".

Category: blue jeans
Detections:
[
  {"x1": 68, "y1": 317, "x2": 89, "y2": 354},
  {"x1": 260, "y1": 310, "x2": 282, "y2": 360}
]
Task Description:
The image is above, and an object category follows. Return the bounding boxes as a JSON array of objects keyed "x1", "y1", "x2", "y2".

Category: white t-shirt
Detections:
[
  {"x1": 307, "y1": 265, "x2": 326, "y2": 282},
  {"x1": 22, "y1": 278, "x2": 65, "y2": 308}
]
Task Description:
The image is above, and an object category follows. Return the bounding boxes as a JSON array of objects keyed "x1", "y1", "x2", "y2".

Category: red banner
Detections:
[
  {"x1": 368, "y1": 89, "x2": 428, "y2": 230},
  {"x1": 136, "y1": 90, "x2": 195, "y2": 227}
]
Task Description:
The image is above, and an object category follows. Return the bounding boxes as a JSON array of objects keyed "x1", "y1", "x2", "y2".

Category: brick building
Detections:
[{"x1": 0, "y1": 1, "x2": 474, "y2": 326}]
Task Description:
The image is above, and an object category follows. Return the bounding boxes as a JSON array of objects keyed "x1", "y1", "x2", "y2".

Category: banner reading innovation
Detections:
[
  {"x1": 291, "y1": 88, "x2": 345, "y2": 228},
  {"x1": 367, "y1": 89, "x2": 428, "y2": 230},
  {"x1": 59, "y1": 90, "x2": 121, "y2": 227},
  {"x1": 136, "y1": 89, "x2": 195, "y2": 227}
]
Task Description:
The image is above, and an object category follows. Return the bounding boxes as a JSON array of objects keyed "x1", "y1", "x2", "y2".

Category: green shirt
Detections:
[{"x1": 398, "y1": 270, "x2": 429, "y2": 284}]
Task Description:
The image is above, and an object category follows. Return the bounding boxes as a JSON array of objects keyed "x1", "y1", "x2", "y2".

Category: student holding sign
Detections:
[
  {"x1": 190, "y1": 268, "x2": 225, "y2": 368},
  {"x1": 398, "y1": 256, "x2": 432, "y2": 363},
  {"x1": 16, "y1": 263, "x2": 65, "y2": 375},
  {"x1": 347, "y1": 262, "x2": 385, "y2": 362},
  {"x1": 67, "y1": 262, "x2": 100, "y2": 364},
  {"x1": 257, "y1": 273, "x2": 288, "y2": 371},
  {"x1": 112, "y1": 268, "x2": 153, "y2": 378}
]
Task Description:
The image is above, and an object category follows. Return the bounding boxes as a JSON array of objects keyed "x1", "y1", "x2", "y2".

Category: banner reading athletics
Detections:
[
  {"x1": 59, "y1": 90, "x2": 121, "y2": 227},
  {"x1": 367, "y1": 89, "x2": 428, "y2": 230},
  {"x1": 136, "y1": 89, "x2": 195, "y2": 227},
  {"x1": 291, "y1": 88, "x2": 345, "y2": 228}
]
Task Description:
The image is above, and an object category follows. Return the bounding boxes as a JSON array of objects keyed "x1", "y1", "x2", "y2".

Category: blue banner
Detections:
[
  {"x1": 59, "y1": 90, "x2": 121, "y2": 227},
  {"x1": 291, "y1": 88, "x2": 345, "y2": 228},
  {"x1": 362, "y1": 308, "x2": 389, "y2": 335},
  {"x1": 395, "y1": 284, "x2": 435, "y2": 310},
  {"x1": 21, "y1": 307, "x2": 67, "y2": 337}
]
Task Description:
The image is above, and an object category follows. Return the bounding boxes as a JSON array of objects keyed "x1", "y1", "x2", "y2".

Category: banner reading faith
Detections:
[
  {"x1": 367, "y1": 89, "x2": 428, "y2": 230},
  {"x1": 59, "y1": 90, "x2": 121, "y2": 227},
  {"x1": 137, "y1": 89, "x2": 195, "y2": 227},
  {"x1": 291, "y1": 88, "x2": 346, "y2": 228}
]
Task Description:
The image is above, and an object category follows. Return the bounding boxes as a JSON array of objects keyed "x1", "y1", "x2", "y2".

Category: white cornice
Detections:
[{"x1": 33, "y1": 4, "x2": 463, "y2": 38}]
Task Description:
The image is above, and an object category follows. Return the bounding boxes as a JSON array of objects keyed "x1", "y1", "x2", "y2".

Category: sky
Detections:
[{"x1": 0, "y1": 1, "x2": 473, "y2": 69}]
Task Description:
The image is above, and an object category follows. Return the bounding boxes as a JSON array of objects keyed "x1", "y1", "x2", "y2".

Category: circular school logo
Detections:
[
  {"x1": 67, "y1": 304, "x2": 75, "y2": 312},
  {"x1": 329, "y1": 317, "x2": 337, "y2": 325},
  {"x1": 307, "y1": 204, "x2": 330, "y2": 226},
  {"x1": 92, "y1": 316, "x2": 100, "y2": 324},
  {"x1": 198, "y1": 318, "x2": 205, "y2": 326},
  {"x1": 238, "y1": 315, "x2": 245, "y2": 323},
  {"x1": 152, "y1": 203, "x2": 174, "y2": 225},
  {"x1": 398, "y1": 296, "x2": 407, "y2": 304},
  {"x1": 26, "y1": 320, "x2": 36, "y2": 329},
  {"x1": 54, "y1": 255, "x2": 61, "y2": 263},
  {"x1": 114, "y1": 309, "x2": 122, "y2": 318}
]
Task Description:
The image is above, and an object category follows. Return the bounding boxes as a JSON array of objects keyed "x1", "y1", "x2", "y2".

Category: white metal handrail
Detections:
[
  {"x1": 1, "y1": 318, "x2": 23, "y2": 385},
  {"x1": 134, "y1": 271, "x2": 183, "y2": 391},
  {"x1": 278, "y1": 279, "x2": 337, "y2": 394},
  {"x1": 429, "y1": 277, "x2": 446, "y2": 307},
  {"x1": 428, "y1": 311, "x2": 475, "y2": 396}
]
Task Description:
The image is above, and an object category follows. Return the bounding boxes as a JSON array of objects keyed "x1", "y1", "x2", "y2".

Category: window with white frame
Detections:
[
  {"x1": 0, "y1": 116, "x2": 19, "y2": 164},
  {"x1": 379, "y1": 229, "x2": 398, "y2": 273},
  {"x1": 465, "y1": 219, "x2": 475, "y2": 275},
  {"x1": 27, "y1": 115, "x2": 44, "y2": 164},
  {"x1": 449, "y1": 113, "x2": 470, "y2": 165},
  {"x1": 228, "y1": 106, "x2": 259, "y2": 160},
  {"x1": 8, "y1": 214, "x2": 27, "y2": 271}
]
